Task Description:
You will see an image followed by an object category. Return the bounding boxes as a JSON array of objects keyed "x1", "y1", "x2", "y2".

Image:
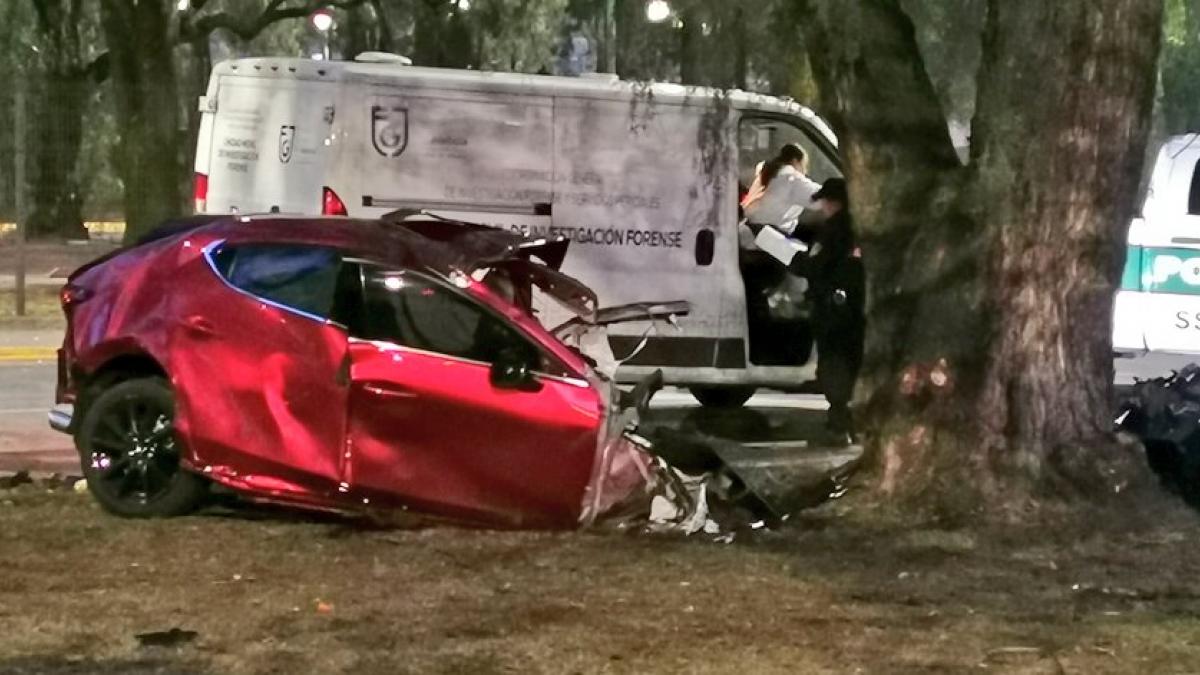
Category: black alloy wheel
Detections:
[{"x1": 77, "y1": 378, "x2": 208, "y2": 517}]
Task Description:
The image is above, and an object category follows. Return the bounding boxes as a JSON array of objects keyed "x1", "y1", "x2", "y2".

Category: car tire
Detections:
[
  {"x1": 688, "y1": 386, "x2": 757, "y2": 409},
  {"x1": 76, "y1": 377, "x2": 208, "y2": 518}
]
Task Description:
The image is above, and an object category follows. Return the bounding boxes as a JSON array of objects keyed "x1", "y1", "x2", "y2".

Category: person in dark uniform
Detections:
[{"x1": 788, "y1": 178, "x2": 865, "y2": 441}]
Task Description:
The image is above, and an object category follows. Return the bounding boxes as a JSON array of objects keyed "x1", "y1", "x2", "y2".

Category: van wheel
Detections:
[
  {"x1": 689, "y1": 386, "x2": 756, "y2": 409},
  {"x1": 76, "y1": 377, "x2": 208, "y2": 518}
]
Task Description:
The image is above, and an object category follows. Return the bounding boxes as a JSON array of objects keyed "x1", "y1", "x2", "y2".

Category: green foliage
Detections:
[{"x1": 1161, "y1": 0, "x2": 1200, "y2": 133}]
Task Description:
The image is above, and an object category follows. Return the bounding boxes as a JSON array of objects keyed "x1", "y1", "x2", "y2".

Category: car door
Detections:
[
  {"x1": 169, "y1": 242, "x2": 350, "y2": 496},
  {"x1": 340, "y1": 264, "x2": 604, "y2": 528}
]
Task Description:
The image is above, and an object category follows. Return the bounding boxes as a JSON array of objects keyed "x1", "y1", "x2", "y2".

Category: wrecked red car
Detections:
[{"x1": 49, "y1": 214, "x2": 687, "y2": 528}]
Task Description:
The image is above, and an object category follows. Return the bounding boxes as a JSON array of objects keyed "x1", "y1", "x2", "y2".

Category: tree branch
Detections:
[
  {"x1": 29, "y1": 0, "x2": 52, "y2": 33},
  {"x1": 181, "y1": 0, "x2": 368, "y2": 43},
  {"x1": 84, "y1": 51, "x2": 109, "y2": 84},
  {"x1": 795, "y1": 0, "x2": 961, "y2": 173}
]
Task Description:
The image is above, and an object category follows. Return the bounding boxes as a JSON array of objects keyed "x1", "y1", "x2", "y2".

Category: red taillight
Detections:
[
  {"x1": 322, "y1": 186, "x2": 348, "y2": 216},
  {"x1": 59, "y1": 283, "x2": 92, "y2": 309},
  {"x1": 193, "y1": 173, "x2": 209, "y2": 213}
]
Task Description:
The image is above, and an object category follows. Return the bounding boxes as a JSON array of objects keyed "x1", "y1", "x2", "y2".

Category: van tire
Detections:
[{"x1": 689, "y1": 386, "x2": 756, "y2": 409}]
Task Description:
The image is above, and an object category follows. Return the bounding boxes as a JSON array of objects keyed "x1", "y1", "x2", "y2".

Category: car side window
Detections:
[
  {"x1": 210, "y1": 244, "x2": 341, "y2": 320},
  {"x1": 353, "y1": 268, "x2": 543, "y2": 368}
]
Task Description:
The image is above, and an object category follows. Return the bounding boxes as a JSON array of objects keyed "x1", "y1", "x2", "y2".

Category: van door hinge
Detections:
[{"x1": 198, "y1": 95, "x2": 217, "y2": 113}]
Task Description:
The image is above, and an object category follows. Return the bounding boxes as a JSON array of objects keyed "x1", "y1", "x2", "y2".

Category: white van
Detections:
[
  {"x1": 1115, "y1": 134, "x2": 1200, "y2": 355},
  {"x1": 193, "y1": 55, "x2": 842, "y2": 406}
]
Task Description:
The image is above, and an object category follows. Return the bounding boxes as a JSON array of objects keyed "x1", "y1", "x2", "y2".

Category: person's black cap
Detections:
[{"x1": 812, "y1": 177, "x2": 848, "y2": 203}]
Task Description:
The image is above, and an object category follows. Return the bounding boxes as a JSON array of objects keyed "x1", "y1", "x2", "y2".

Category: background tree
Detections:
[
  {"x1": 1161, "y1": 0, "x2": 1200, "y2": 134},
  {"x1": 796, "y1": 0, "x2": 1164, "y2": 516},
  {"x1": 9, "y1": 0, "x2": 107, "y2": 240},
  {"x1": 95, "y1": 0, "x2": 367, "y2": 243}
]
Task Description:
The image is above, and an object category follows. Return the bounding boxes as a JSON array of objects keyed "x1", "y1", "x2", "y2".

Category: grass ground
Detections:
[
  {"x1": 0, "y1": 287, "x2": 63, "y2": 330},
  {"x1": 2, "y1": 488, "x2": 1199, "y2": 674}
]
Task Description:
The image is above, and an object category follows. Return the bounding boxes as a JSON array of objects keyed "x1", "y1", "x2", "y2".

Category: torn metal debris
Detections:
[{"x1": 1116, "y1": 364, "x2": 1200, "y2": 505}]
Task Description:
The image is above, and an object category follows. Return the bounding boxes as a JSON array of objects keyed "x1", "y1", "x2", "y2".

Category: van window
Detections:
[
  {"x1": 1189, "y1": 158, "x2": 1200, "y2": 215},
  {"x1": 209, "y1": 244, "x2": 341, "y2": 320},
  {"x1": 738, "y1": 117, "x2": 840, "y2": 188}
]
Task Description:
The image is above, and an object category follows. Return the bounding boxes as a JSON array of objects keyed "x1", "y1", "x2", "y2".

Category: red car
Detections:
[{"x1": 50, "y1": 214, "x2": 685, "y2": 528}]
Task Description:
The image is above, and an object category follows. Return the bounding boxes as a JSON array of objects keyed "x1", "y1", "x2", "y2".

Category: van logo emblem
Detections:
[
  {"x1": 371, "y1": 105, "x2": 408, "y2": 157},
  {"x1": 278, "y1": 125, "x2": 295, "y2": 163}
]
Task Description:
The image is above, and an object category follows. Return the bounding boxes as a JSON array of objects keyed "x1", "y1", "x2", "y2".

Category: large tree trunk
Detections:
[
  {"x1": 678, "y1": 7, "x2": 703, "y2": 85},
  {"x1": 26, "y1": 68, "x2": 88, "y2": 240},
  {"x1": 25, "y1": 0, "x2": 91, "y2": 240},
  {"x1": 99, "y1": 0, "x2": 186, "y2": 243},
  {"x1": 800, "y1": 0, "x2": 1164, "y2": 516}
]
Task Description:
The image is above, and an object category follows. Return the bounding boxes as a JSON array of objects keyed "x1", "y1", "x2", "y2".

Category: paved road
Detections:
[
  {"x1": 0, "y1": 359, "x2": 73, "y2": 473},
  {"x1": 0, "y1": 356, "x2": 845, "y2": 476},
  {"x1": 3, "y1": 348, "x2": 1198, "y2": 476}
]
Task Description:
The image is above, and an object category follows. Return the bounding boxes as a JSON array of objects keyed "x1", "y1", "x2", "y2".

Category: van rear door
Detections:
[
  {"x1": 203, "y1": 74, "x2": 335, "y2": 215},
  {"x1": 551, "y1": 97, "x2": 739, "y2": 374}
]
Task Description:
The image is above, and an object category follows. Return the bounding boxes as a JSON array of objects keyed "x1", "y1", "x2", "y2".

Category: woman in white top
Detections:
[{"x1": 742, "y1": 143, "x2": 822, "y2": 234}]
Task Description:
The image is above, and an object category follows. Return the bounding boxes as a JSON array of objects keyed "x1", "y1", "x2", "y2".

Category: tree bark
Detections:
[
  {"x1": 678, "y1": 7, "x2": 703, "y2": 85},
  {"x1": 26, "y1": 70, "x2": 88, "y2": 240},
  {"x1": 799, "y1": 0, "x2": 1164, "y2": 517},
  {"x1": 24, "y1": 0, "x2": 92, "y2": 240},
  {"x1": 99, "y1": 0, "x2": 186, "y2": 243},
  {"x1": 729, "y1": 4, "x2": 748, "y2": 90}
]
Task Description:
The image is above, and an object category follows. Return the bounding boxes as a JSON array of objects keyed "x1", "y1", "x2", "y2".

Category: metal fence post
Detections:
[{"x1": 13, "y1": 82, "x2": 26, "y2": 317}]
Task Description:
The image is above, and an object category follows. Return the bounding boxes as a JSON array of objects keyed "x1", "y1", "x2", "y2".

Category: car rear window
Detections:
[{"x1": 209, "y1": 244, "x2": 341, "y2": 320}]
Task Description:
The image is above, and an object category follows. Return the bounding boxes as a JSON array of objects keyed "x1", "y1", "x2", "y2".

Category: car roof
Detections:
[{"x1": 185, "y1": 214, "x2": 556, "y2": 275}]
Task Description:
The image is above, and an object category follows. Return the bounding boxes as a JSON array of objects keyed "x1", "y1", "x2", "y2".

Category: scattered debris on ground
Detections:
[
  {"x1": 1116, "y1": 364, "x2": 1200, "y2": 505},
  {"x1": 0, "y1": 471, "x2": 81, "y2": 493},
  {"x1": 134, "y1": 628, "x2": 199, "y2": 649},
  {"x1": 2, "y1": 491, "x2": 1200, "y2": 674}
]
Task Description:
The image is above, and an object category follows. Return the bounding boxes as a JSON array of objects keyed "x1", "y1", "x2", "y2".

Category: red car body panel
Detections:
[
  {"x1": 58, "y1": 216, "x2": 659, "y2": 527},
  {"x1": 346, "y1": 341, "x2": 601, "y2": 528}
]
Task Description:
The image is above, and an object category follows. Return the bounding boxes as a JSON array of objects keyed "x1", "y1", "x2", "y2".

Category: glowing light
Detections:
[
  {"x1": 311, "y1": 9, "x2": 334, "y2": 32},
  {"x1": 646, "y1": 0, "x2": 670, "y2": 23},
  {"x1": 176, "y1": 0, "x2": 190, "y2": 11},
  {"x1": 383, "y1": 277, "x2": 404, "y2": 291}
]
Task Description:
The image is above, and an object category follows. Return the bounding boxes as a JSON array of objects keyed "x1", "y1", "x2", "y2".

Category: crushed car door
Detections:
[
  {"x1": 341, "y1": 265, "x2": 604, "y2": 528},
  {"x1": 170, "y1": 242, "x2": 349, "y2": 495}
]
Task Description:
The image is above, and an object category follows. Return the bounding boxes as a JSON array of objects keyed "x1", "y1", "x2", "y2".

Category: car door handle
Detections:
[
  {"x1": 362, "y1": 383, "x2": 418, "y2": 399},
  {"x1": 181, "y1": 315, "x2": 216, "y2": 338}
]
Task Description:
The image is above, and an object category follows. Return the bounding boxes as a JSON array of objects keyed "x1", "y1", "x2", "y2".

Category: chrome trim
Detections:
[
  {"x1": 347, "y1": 337, "x2": 591, "y2": 388},
  {"x1": 48, "y1": 406, "x2": 73, "y2": 434},
  {"x1": 201, "y1": 239, "x2": 338, "y2": 326}
]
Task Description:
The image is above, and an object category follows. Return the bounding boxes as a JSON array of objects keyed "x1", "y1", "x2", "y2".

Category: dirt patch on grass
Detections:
[{"x1": 1, "y1": 491, "x2": 1200, "y2": 674}]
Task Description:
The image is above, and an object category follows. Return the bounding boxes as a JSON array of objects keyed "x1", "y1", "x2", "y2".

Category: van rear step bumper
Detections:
[{"x1": 48, "y1": 406, "x2": 73, "y2": 434}]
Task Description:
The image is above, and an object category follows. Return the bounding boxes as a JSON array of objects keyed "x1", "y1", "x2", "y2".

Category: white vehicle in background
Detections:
[
  {"x1": 193, "y1": 54, "x2": 842, "y2": 407},
  {"x1": 1115, "y1": 134, "x2": 1200, "y2": 355}
]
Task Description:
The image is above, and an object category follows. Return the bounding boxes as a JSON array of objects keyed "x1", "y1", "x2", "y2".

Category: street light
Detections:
[
  {"x1": 646, "y1": 0, "x2": 670, "y2": 23},
  {"x1": 310, "y1": 9, "x2": 334, "y2": 61}
]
